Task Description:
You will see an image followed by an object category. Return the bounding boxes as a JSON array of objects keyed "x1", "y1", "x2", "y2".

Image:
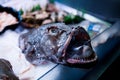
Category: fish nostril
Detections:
[{"x1": 22, "y1": 50, "x2": 25, "y2": 53}]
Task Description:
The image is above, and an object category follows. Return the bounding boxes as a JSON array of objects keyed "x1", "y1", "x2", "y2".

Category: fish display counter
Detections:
[{"x1": 0, "y1": 0, "x2": 119, "y2": 80}]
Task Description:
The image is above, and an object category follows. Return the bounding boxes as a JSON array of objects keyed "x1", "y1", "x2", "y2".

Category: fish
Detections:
[{"x1": 19, "y1": 23, "x2": 97, "y2": 68}]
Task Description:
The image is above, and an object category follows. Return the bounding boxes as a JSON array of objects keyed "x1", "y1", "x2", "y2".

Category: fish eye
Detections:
[
  {"x1": 50, "y1": 28, "x2": 58, "y2": 33},
  {"x1": 48, "y1": 26, "x2": 59, "y2": 36}
]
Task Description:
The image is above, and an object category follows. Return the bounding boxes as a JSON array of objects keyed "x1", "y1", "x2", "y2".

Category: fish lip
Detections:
[{"x1": 66, "y1": 52, "x2": 98, "y2": 64}]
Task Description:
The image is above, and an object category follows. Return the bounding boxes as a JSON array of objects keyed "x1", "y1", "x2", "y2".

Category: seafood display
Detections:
[
  {"x1": 20, "y1": 2, "x2": 84, "y2": 28},
  {"x1": 19, "y1": 23, "x2": 97, "y2": 67},
  {"x1": 21, "y1": 3, "x2": 67, "y2": 28},
  {"x1": 0, "y1": 58, "x2": 19, "y2": 80},
  {"x1": 0, "y1": 0, "x2": 112, "y2": 79}
]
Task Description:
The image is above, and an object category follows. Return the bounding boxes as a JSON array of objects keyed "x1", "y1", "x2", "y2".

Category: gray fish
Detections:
[{"x1": 19, "y1": 23, "x2": 97, "y2": 68}]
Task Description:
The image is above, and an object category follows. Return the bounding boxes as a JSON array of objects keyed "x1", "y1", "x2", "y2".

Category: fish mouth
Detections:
[
  {"x1": 59, "y1": 27, "x2": 98, "y2": 66},
  {"x1": 66, "y1": 51, "x2": 97, "y2": 64},
  {"x1": 66, "y1": 43, "x2": 97, "y2": 64}
]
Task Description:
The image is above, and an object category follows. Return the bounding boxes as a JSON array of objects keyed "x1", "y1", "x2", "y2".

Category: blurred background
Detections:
[{"x1": 55, "y1": 0, "x2": 120, "y2": 23}]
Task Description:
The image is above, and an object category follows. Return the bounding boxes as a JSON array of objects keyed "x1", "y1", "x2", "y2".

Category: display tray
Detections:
[{"x1": 0, "y1": 1, "x2": 115, "y2": 80}]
